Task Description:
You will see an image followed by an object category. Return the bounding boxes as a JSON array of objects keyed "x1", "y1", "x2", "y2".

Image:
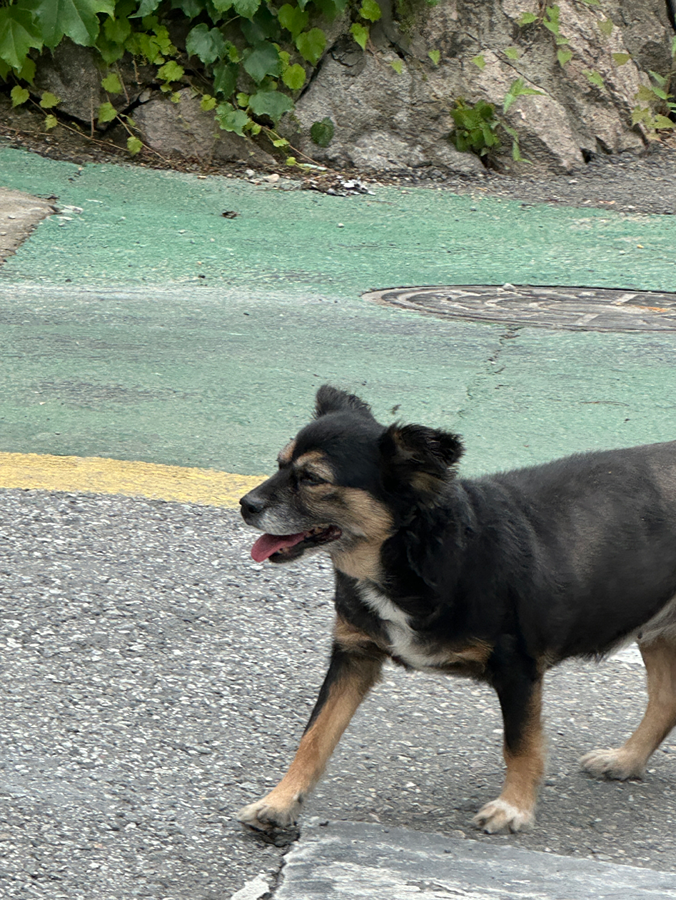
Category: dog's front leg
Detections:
[
  {"x1": 238, "y1": 641, "x2": 383, "y2": 832},
  {"x1": 473, "y1": 650, "x2": 545, "y2": 834}
]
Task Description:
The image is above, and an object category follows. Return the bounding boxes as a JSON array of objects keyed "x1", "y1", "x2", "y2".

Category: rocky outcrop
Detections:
[
  {"x1": 288, "y1": 0, "x2": 674, "y2": 174},
  {"x1": 25, "y1": 1, "x2": 675, "y2": 176},
  {"x1": 132, "y1": 89, "x2": 274, "y2": 166}
]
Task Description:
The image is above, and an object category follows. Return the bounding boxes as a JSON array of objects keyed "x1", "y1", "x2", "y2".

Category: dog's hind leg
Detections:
[
  {"x1": 238, "y1": 640, "x2": 383, "y2": 832},
  {"x1": 581, "y1": 635, "x2": 676, "y2": 780},
  {"x1": 474, "y1": 650, "x2": 546, "y2": 834}
]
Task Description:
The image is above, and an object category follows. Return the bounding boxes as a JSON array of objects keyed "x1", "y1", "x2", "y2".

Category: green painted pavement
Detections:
[{"x1": 1, "y1": 147, "x2": 676, "y2": 479}]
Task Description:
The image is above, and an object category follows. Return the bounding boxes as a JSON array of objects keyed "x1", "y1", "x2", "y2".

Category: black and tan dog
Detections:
[{"x1": 237, "y1": 385, "x2": 676, "y2": 834}]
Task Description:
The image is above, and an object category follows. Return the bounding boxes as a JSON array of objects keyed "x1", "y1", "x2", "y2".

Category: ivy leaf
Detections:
[
  {"x1": 612, "y1": 52, "x2": 631, "y2": 66},
  {"x1": 211, "y1": 0, "x2": 234, "y2": 9},
  {"x1": 134, "y1": 0, "x2": 161, "y2": 14},
  {"x1": 240, "y1": 5, "x2": 280, "y2": 42},
  {"x1": 11, "y1": 86, "x2": 30, "y2": 107},
  {"x1": 313, "y1": 0, "x2": 347, "y2": 14},
  {"x1": 543, "y1": 5, "x2": 560, "y2": 31},
  {"x1": 471, "y1": 54, "x2": 485, "y2": 70},
  {"x1": 296, "y1": 28, "x2": 326, "y2": 66},
  {"x1": 310, "y1": 117, "x2": 334, "y2": 147},
  {"x1": 504, "y1": 47, "x2": 520, "y2": 60},
  {"x1": 350, "y1": 22, "x2": 368, "y2": 50},
  {"x1": 103, "y1": 15, "x2": 131, "y2": 44},
  {"x1": 248, "y1": 89, "x2": 294, "y2": 123},
  {"x1": 598, "y1": 18, "x2": 613, "y2": 37},
  {"x1": 0, "y1": 7, "x2": 44, "y2": 72},
  {"x1": 97, "y1": 100, "x2": 118, "y2": 122},
  {"x1": 213, "y1": 61, "x2": 237, "y2": 96},
  {"x1": 44, "y1": 114, "x2": 58, "y2": 130},
  {"x1": 127, "y1": 135, "x2": 143, "y2": 155},
  {"x1": 654, "y1": 115, "x2": 675, "y2": 130},
  {"x1": 200, "y1": 94, "x2": 217, "y2": 111},
  {"x1": 31, "y1": 0, "x2": 115, "y2": 49},
  {"x1": 428, "y1": 49, "x2": 440, "y2": 66},
  {"x1": 557, "y1": 48, "x2": 573, "y2": 67},
  {"x1": 649, "y1": 69, "x2": 667, "y2": 87},
  {"x1": 585, "y1": 69, "x2": 606, "y2": 91},
  {"x1": 171, "y1": 0, "x2": 205, "y2": 15},
  {"x1": 232, "y1": 0, "x2": 261, "y2": 19},
  {"x1": 40, "y1": 91, "x2": 61, "y2": 109},
  {"x1": 282, "y1": 63, "x2": 306, "y2": 90},
  {"x1": 637, "y1": 84, "x2": 658, "y2": 103},
  {"x1": 278, "y1": 4, "x2": 309, "y2": 38},
  {"x1": 237, "y1": 92, "x2": 250, "y2": 107},
  {"x1": 18, "y1": 56, "x2": 37, "y2": 83},
  {"x1": 101, "y1": 72, "x2": 123, "y2": 93},
  {"x1": 186, "y1": 23, "x2": 227, "y2": 64},
  {"x1": 503, "y1": 77, "x2": 543, "y2": 113},
  {"x1": 518, "y1": 11, "x2": 538, "y2": 25},
  {"x1": 215, "y1": 101, "x2": 250, "y2": 135},
  {"x1": 157, "y1": 60, "x2": 185, "y2": 82},
  {"x1": 359, "y1": 0, "x2": 381, "y2": 22},
  {"x1": 243, "y1": 41, "x2": 282, "y2": 82}
]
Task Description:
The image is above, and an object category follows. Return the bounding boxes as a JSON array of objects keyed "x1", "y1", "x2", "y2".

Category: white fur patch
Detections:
[{"x1": 358, "y1": 584, "x2": 448, "y2": 670}]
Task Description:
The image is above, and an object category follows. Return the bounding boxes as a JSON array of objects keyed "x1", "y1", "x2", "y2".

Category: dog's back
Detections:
[{"x1": 464, "y1": 441, "x2": 676, "y2": 660}]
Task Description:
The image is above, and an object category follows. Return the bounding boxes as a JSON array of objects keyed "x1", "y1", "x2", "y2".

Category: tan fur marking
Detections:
[
  {"x1": 499, "y1": 679, "x2": 545, "y2": 813},
  {"x1": 334, "y1": 616, "x2": 388, "y2": 656},
  {"x1": 582, "y1": 636, "x2": 676, "y2": 779},
  {"x1": 439, "y1": 640, "x2": 494, "y2": 675},
  {"x1": 278, "y1": 440, "x2": 296, "y2": 465},
  {"x1": 250, "y1": 655, "x2": 381, "y2": 811},
  {"x1": 329, "y1": 488, "x2": 394, "y2": 581},
  {"x1": 448, "y1": 641, "x2": 493, "y2": 666},
  {"x1": 294, "y1": 450, "x2": 335, "y2": 482}
]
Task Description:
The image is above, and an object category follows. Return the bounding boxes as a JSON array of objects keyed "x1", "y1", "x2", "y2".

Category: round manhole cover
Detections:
[{"x1": 364, "y1": 285, "x2": 676, "y2": 331}]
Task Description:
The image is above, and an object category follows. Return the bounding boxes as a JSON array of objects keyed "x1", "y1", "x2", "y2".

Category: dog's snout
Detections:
[{"x1": 240, "y1": 492, "x2": 266, "y2": 519}]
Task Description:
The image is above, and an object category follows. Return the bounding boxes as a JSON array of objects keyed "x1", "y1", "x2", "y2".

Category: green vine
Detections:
[
  {"x1": 0, "y1": 0, "x2": 373, "y2": 155},
  {"x1": 452, "y1": 3, "x2": 675, "y2": 166}
]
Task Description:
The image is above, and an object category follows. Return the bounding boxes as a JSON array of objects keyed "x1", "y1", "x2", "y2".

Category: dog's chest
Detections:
[{"x1": 356, "y1": 584, "x2": 445, "y2": 670}]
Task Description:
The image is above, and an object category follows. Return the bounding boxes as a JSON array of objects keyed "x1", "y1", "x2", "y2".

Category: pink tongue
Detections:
[{"x1": 251, "y1": 532, "x2": 306, "y2": 562}]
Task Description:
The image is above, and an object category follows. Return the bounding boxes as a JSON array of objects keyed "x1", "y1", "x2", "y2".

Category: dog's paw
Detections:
[
  {"x1": 579, "y1": 748, "x2": 644, "y2": 781},
  {"x1": 237, "y1": 795, "x2": 302, "y2": 833},
  {"x1": 472, "y1": 799, "x2": 535, "y2": 834}
]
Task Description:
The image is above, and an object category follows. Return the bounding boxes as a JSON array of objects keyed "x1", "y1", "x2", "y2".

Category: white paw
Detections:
[
  {"x1": 237, "y1": 795, "x2": 301, "y2": 832},
  {"x1": 472, "y1": 798, "x2": 535, "y2": 834},
  {"x1": 579, "y1": 748, "x2": 644, "y2": 781}
]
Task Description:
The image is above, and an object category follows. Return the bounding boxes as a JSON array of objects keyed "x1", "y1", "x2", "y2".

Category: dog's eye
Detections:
[{"x1": 300, "y1": 471, "x2": 327, "y2": 486}]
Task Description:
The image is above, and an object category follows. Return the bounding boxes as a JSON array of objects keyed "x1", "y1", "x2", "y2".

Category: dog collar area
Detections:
[{"x1": 364, "y1": 285, "x2": 676, "y2": 332}]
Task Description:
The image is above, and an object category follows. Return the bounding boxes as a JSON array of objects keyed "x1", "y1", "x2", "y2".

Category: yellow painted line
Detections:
[{"x1": 0, "y1": 452, "x2": 265, "y2": 508}]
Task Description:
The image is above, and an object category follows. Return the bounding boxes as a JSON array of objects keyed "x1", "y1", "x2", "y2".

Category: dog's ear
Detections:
[
  {"x1": 379, "y1": 423, "x2": 463, "y2": 499},
  {"x1": 315, "y1": 385, "x2": 374, "y2": 419}
]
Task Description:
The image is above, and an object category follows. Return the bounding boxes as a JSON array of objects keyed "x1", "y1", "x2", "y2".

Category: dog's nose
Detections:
[{"x1": 240, "y1": 493, "x2": 266, "y2": 518}]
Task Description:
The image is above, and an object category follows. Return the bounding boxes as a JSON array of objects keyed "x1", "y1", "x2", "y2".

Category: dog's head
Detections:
[{"x1": 240, "y1": 385, "x2": 463, "y2": 569}]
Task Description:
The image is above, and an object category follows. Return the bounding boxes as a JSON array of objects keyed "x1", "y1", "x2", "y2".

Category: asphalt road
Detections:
[{"x1": 2, "y1": 489, "x2": 676, "y2": 898}]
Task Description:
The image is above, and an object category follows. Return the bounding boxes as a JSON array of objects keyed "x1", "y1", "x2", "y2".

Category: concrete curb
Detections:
[
  {"x1": 275, "y1": 819, "x2": 676, "y2": 899},
  {"x1": 0, "y1": 186, "x2": 54, "y2": 263}
]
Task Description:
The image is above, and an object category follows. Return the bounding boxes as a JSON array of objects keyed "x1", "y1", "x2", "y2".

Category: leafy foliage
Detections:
[
  {"x1": 450, "y1": 99, "x2": 500, "y2": 157},
  {"x1": 310, "y1": 115, "x2": 333, "y2": 146},
  {"x1": 0, "y1": 0, "x2": 352, "y2": 155},
  {"x1": 2, "y1": 0, "x2": 673, "y2": 165}
]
